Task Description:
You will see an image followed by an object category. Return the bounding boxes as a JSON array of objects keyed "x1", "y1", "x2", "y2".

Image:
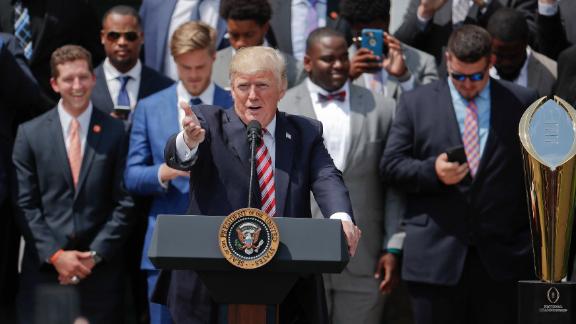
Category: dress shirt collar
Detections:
[
  {"x1": 263, "y1": 115, "x2": 276, "y2": 140},
  {"x1": 305, "y1": 78, "x2": 350, "y2": 105},
  {"x1": 176, "y1": 81, "x2": 215, "y2": 105},
  {"x1": 57, "y1": 100, "x2": 93, "y2": 135},
  {"x1": 103, "y1": 58, "x2": 142, "y2": 82}
]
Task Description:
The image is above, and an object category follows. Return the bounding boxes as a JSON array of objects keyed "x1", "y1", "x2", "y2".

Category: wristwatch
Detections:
[{"x1": 90, "y1": 251, "x2": 102, "y2": 265}]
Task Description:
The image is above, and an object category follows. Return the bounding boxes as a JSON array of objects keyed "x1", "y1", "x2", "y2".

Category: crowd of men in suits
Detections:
[{"x1": 0, "y1": 0, "x2": 575, "y2": 323}]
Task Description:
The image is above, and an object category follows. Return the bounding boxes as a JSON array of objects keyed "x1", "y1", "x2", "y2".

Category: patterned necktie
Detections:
[
  {"x1": 256, "y1": 132, "x2": 276, "y2": 217},
  {"x1": 462, "y1": 100, "x2": 480, "y2": 177},
  {"x1": 318, "y1": 91, "x2": 346, "y2": 102},
  {"x1": 14, "y1": 1, "x2": 33, "y2": 60},
  {"x1": 452, "y1": 0, "x2": 470, "y2": 25},
  {"x1": 190, "y1": 97, "x2": 203, "y2": 106},
  {"x1": 306, "y1": 0, "x2": 319, "y2": 36},
  {"x1": 68, "y1": 118, "x2": 82, "y2": 187},
  {"x1": 117, "y1": 76, "x2": 131, "y2": 107}
]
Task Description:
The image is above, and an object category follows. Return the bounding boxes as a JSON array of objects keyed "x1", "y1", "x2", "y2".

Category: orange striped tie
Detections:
[{"x1": 68, "y1": 118, "x2": 82, "y2": 187}]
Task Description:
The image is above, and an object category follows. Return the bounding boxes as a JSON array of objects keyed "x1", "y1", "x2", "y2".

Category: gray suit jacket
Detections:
[
  {"x1": 350, "y1": 43, "x2": 439, "y2": 100},
  {"x1": 527, "y1": 50, "x2": 557, "y2": 97},
  {"x1": 212, "y1": 46, "x2": 304, "y2": 90},
  {"x1": 278, "y1": 81, "x2": 397, "y2": 275}
]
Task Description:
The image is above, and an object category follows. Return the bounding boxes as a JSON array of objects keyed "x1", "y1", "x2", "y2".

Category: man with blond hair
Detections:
[
  {"x1": 157, "y1": 46, "x2": 361, "y2": 324},
  {"x1": 124, "y1": 21, "x2": 232, "y2": 324}
]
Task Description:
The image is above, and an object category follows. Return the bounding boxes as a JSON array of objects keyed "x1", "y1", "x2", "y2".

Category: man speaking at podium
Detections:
[{"x1": 160, "y1": 46, "x2": 361, "y2": 324}]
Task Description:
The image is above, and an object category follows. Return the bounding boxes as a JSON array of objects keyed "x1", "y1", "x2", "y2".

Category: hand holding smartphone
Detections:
[
  {"x1": 361, "y1": 28, "x2": 388, "y2": 58},
  {"x1": 445, "y1": 145, "x2": 467, "y2": 164}
]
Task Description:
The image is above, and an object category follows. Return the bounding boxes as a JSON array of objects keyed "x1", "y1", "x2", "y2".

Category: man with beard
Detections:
[
  {"x1": 279, "y1": 27, "x2": 399, "y2": 324},
  {"x1": 487, "y1": 8, "x2": 556, "y2": 97}
]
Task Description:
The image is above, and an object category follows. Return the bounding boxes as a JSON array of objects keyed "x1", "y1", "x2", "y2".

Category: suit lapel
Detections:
[
  {"x1": 526, "y1": 55, "x2": 540, "y2": 92},
  {"x1": 74, "y1": 109, "x2": 104, "y2": 199},
  {"x1": 222, "y1": 109, "x2": 250, "y2": 169},
  {"x1": 155, "y1": 0, "x2": 177, "y2": 71},
  {"x1": 345, "y1": 86, "x2": 367, "y2": 171},
  {"x1": 438, "y1": 80, "x2": 463, "y2": 146},
  {"x1": 289, "y1": 83, "x2": 317, "y2": 119},
  {"x1": 474, "y1": 80, "x2": 501, "y2": 181},
  {"x1": 93, "y1": 66, "x2": 115, "y2": 113},
  {"x1": 48, "y1": 109, "x2": 75, "y2": 190},
  {"x1": 274, "y1": 112, "x2": 295, "y2": 218}
]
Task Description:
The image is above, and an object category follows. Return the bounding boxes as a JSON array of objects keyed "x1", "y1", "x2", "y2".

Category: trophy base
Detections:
[{"x1": 518, "y1": 280, "x2": 576, "y2": 324}]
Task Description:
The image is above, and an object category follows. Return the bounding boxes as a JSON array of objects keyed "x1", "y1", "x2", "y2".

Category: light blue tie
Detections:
[
  {"x1": 117, "y1": 76, "x2": 131, "y2": 107},
  {"x1": 14, "y1": 1, "x2": 33, "y2": 60}
]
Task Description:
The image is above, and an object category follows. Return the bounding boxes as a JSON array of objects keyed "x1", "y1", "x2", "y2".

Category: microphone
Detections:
[{"x1": 246, "y1": 120, "x2": 262, "y2": 208}]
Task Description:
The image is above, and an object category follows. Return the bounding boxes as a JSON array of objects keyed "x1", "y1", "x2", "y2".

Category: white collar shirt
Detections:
[
  {"x1": 306, "y1": 78, "x2": 350, "y2": 171},
  {"x1": 102, "y1": 58, "x2": 142, "y2": 110}
]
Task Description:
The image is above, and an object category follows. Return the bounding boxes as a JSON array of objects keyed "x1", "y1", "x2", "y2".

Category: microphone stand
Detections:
[{"x1": 247, "y1": 122, "x2": 262, "y2": 208}]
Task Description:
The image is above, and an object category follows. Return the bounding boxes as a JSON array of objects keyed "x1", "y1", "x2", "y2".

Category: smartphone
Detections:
[
  {"x1": 361, "y1": 28, "x2": 388, "y2": 58},
  {"x1": 446, "y1": 145, "x2": 467, "y2": 164},
  {"x1": 114, "y1": 105, "x2": 131, "y2": 120}
]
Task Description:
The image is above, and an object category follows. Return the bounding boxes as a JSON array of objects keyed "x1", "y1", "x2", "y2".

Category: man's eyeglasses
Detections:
[
  {"x1": 106, "y1": 31, "x2": 139, "y2": 42},
  {"x1": 450, "y1": 71, "x2": 485, "y2": 82}
]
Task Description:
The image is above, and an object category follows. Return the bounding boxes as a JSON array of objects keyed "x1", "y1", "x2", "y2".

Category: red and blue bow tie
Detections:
[{"x1": 318, "y1": 91, "x2": 346, "y2": 102}]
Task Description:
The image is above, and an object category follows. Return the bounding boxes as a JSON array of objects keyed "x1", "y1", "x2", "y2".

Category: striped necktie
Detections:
[
  {"x1": 256, "y1": 131, "x2": 276, "y2": 217},
  {"x1": 14, "y1": 1, "x2": 33, "y2": 60},
  {"x1": 462, "y1": 100, "x2": 480, "y2": 177}
]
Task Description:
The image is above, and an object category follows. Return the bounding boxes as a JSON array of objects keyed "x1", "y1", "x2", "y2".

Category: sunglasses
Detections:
[
  {"x1": 106, "y1": 31, "x2": 139, "y2": 42},
  {"x1": 450, "y1": 71, "x2": 485, "y2": 82}
]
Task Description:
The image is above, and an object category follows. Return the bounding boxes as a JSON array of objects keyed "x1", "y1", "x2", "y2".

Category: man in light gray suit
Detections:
[
  {"x1": 212, "y1": 0, "x2": 303, "y2": 90},
  {"x1": 487, "y1": 8, "x2": 556, "y2": 97},
  {"x1": 340, "y1": 0, "x2": 438, "y2": 101},
  {"x1": 279, "y1": 27, "x2": 400, "y2": 324}
]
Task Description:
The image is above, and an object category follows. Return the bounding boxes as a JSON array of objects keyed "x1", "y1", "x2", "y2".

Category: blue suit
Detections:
[
  {"x1": 140, "y1": 0, "x2": 228, "y2": 74},
  {"x1": 157, "y1": 107, "x2": 353, "y2": 324},
  {"x1": 124, "y1": 83, "x2": 232, "y2": 324}
]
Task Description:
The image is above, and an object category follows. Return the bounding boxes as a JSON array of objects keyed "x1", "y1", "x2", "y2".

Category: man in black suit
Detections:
[
  {"x1": 0, "y1": 34, "x2": 49, "y2": 324},
  {"x1": 0, "y1": 0, "x2": 104, "y2": 103},
  {"x1": 92, "y1": 5, "x2": 173, "y2": 120},
  {"x1": 159, "y1": 46, "x2": 361, "y2": 324},
  {"x1": 394, "y1": 0, "x2": 537, "y2": 64},
  {"x1": 381, "y1": 25, "x2": 538, "y2": 324},
  {"x1": 12, "y1": 45, "x2": 134, "y2": 324}
]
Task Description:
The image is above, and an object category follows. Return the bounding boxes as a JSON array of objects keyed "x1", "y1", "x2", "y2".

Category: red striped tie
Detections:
[
  {"x1": 463, "y1": 100, "x2": 480, "y2": 177},
  {"x1": 256, "y1": 138, "x2": 276, "y2": 216}
]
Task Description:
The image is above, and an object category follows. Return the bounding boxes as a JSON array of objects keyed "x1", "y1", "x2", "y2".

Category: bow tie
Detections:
[{"x1": 318, "y1": 91, "x2": 346, "y2": 103}]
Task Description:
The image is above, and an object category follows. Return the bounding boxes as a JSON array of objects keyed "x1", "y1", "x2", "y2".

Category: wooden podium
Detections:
[{"x1": 148, "y1": 215, "x2": 350, "y2": 324}]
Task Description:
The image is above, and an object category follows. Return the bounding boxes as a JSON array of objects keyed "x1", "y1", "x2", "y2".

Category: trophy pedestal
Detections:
[{"x1": 518, "y1": 280, "x2": 576, "y2": 324}]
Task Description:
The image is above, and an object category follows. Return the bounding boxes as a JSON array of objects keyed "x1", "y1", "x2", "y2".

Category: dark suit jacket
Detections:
[
  {"x1": 158, "y1": 107, "x2": 353, "y2": 324},
  {"x1": 394, "y1": 0, "x2": 537, "y2": 64},
  {"x1": 91, "y1": 62, "x2": 174, "y2": 114},
  {"x1": 0, "y1": 0, "x2": 104, "y2": 103},
  {"x1": 535, "y1": 1, "x2": 576, "y2": 60},
  {"x1": 381, "y1": 79, "x2": 538, "y2": 285},
  {"x1": 12, "y1": 107, "x2": 134, "y2": 322},
  {"x1": 556, "y1": 45, "x2": 576, "y2": 107}
]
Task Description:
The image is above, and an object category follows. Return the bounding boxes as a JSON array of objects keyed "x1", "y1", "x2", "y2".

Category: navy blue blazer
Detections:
[
  {"x1": 91, "y1": 63, "x2": 174, "y2": 114},
  {"x1": 158, "y1": 107, "x2": 353, "y2": 323},
  {"x1": 139, "y1": 0, "x2": 228, "y2": 74},
  {"x1": 381, "y1": 78, "x2": 539, "y2": 285}
]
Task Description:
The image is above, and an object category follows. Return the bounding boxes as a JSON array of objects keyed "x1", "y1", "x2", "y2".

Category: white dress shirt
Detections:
[
  {"x1": 291, "y1": 0, "x2": 327, "y2": 61},
  {"x1": 306, "y1": 79, "x2": 350, "y2": 171},
  {"x1": 58, "y1": 101, "x2": 93, "y2": 156},
  {"x1": 489, "y1": 47, "x2": 530, "y2": 87},
  {"x1": 102, "y1": 58, "x2": 142, "y2": 110},
  {"x1": 164, "y1": 0, "x2": 221, "y2": 80}
]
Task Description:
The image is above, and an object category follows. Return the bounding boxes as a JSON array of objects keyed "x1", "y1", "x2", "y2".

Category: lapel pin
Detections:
[
  {"x1": 286, "y1": 132, "x2": 292, "y2": 140},
  {"x1": 93, "y1": 124, "x2": 101, "y2": 133}
]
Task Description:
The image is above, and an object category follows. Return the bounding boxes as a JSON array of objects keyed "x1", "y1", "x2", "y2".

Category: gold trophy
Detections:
[{"x1": 518, "y1": 95, "x2": 576, "y2": 324}]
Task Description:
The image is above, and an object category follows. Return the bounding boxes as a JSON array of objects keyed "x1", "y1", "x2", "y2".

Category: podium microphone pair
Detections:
[{"x1": 246, "y1": 120, "x2": 263, "y2": 208}]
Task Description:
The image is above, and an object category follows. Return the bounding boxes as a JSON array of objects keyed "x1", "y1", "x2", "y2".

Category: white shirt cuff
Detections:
[
  {"x1": 157, "y1": 167, "x2": 169, "y2": 189},
  {"x1": 329, "y1": 212, "x2": 353, "y2": 222},
  {"x1": 386, "y1": 232, "x2": 406, "y2": 251},
  {"x1": 416, "y1": 13, "x2": 431, "y2": 31},
  {"x1": 176, "y1": 131, "x2": 198, "y2": 162},
  {"x1": 539, "y1": 2, "x2": 559, "y2": 16}
]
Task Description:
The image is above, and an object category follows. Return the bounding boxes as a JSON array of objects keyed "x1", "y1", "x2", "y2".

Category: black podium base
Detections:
[{"x1": 518, "y1": 280, "x2": 576, "y2": 324}]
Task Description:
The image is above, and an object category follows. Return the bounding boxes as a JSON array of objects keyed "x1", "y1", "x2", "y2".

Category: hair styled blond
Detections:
[
  {"x1": 170, "y1": 21, "x2": 216, "y2": 57},
  {"x1": 229, "y1": 46, "x2": 287, "y2": 91}
]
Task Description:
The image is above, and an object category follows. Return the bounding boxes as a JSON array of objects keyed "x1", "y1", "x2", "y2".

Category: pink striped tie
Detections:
[
  {"x1": 463, "y1": 100, "x2": 480, "y2": 177},
  {"x1": 256, "y1": 137, "x2": 276, "y2": 217}
]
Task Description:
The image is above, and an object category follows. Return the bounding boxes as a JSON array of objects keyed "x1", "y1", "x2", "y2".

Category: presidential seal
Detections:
[{"x1": 219, "y1": 208, "x2": 280, "y2": 269}]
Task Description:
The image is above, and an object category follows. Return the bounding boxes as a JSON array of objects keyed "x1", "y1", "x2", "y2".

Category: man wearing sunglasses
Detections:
[
  {"x1": 381, "y1": 25, "x2": 538, "y2": 324},
  {"x1": 91, "y1": 6, "x2": 173, "y2": 122}
]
